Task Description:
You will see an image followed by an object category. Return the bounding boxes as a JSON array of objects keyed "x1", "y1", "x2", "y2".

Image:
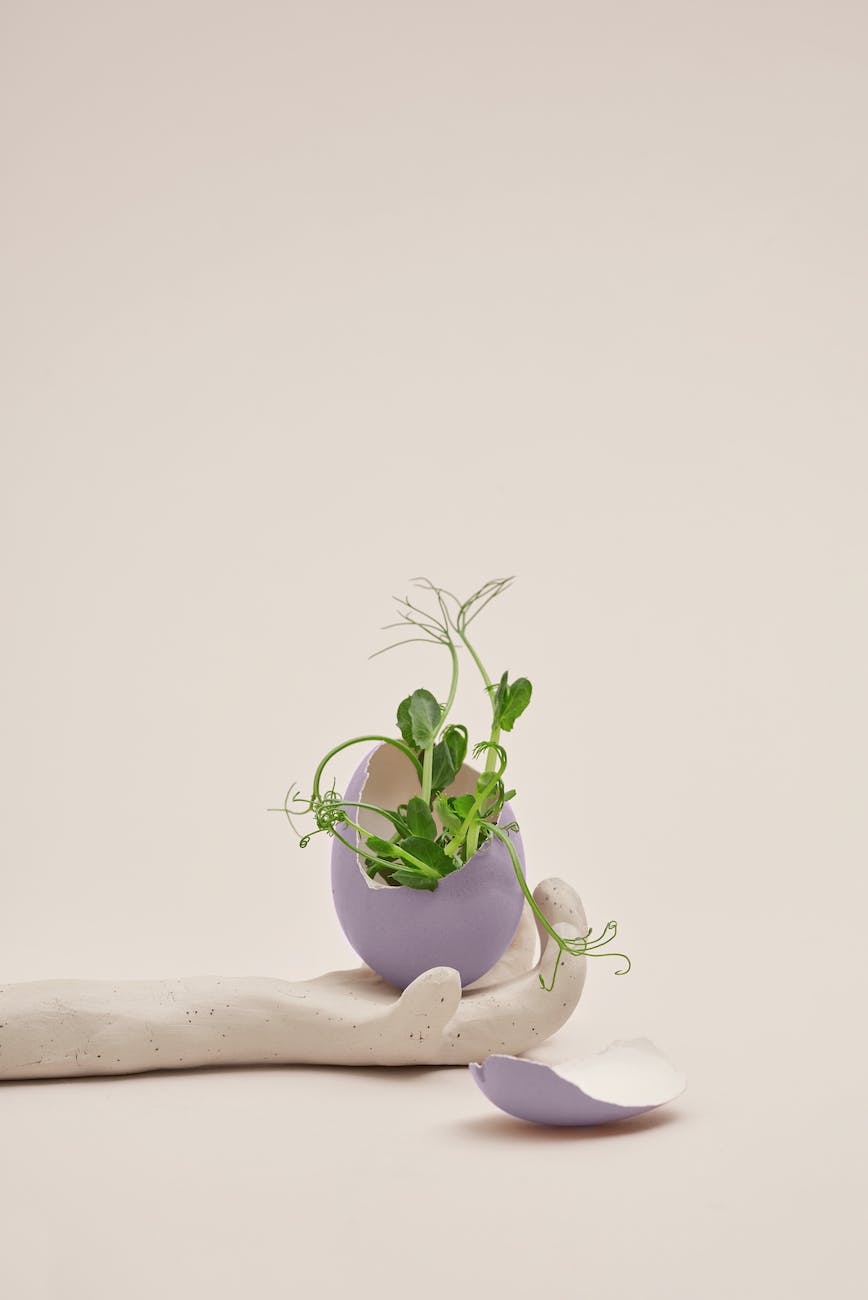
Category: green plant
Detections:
[{"x1": 274, "y1": 577, "x2": 629, "y2": 990}]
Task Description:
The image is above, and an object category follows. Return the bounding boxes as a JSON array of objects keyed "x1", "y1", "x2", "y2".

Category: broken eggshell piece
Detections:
[
  {"x1": 469, "y1": 1038, "x2": 687, "y2": 1126},
  {"x1": 330, "y1": 742, "x2": 526, "y2": 990}
]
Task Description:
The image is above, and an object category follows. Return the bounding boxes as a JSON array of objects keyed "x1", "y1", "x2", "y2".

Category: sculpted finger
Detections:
[
  {"x1": 391, "y1": 966, "x2": 463, "y2": 1040},
  {"x1": 532, "y1": 877, "x2": 588, "y2": 944},
  {"x1": 535, "y1": 921, "x2": 587, "y2": 1007}
]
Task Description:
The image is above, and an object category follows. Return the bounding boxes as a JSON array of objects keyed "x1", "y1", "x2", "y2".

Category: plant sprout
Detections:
[{"x1": 273, "y1": 578, "x2": 630, "y2": 990}]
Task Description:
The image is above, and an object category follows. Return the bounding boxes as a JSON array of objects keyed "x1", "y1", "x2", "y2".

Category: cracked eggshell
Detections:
[
  {"x1": 330, "y1": 742, "x2": 526, "y2": 990},
  {"x1": 469, "y1": 1039, "x2": 687, "y2": 1126}
]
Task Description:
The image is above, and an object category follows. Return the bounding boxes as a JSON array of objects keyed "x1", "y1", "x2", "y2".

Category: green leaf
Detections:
[
  {"x1": 405, "y1": 796, "x2": 437, "y2": 840},
  {"x1": 408, "y1": 688, "x2": 441, "y2": 748},
  {"x1": 430, "y1": 741, "x2": 457, "y2": 797},
  {"x1": 487, "y1": 671, "x2": 510, "y2": 729},
  {"x1": 443, "y1": 724, "x2": 467, "y2": 772},
  {"x1": 398, "y1": 836, "x2": 454, "y2": 876},
  {"x1": 367, "y1": 856, "x2": 399, "y2": 879},
  {"x1": 392, "y1": 869, "x2": 438, "y2": 890},
  {"x1": 365, "y1": 835, "x2": 400, "y2": 860},
  {"x1": 449, "y1": 794, "x2": 477, "y2": 821},
  {"x1": 500, "y1": 677, "x2": 533, "y2": 731},
  {"x1": 429, "y1": 724, "x2": 468, "y2": 797},
  {"x1": 396, "y1": 696, "x2": 415, "y2": 746},
  {"x1": 387, "y1": 811, "x2": 412, "y2": 839},
  {"x1": 434, "y1": 794, "x2": 463, "y2": 833}
]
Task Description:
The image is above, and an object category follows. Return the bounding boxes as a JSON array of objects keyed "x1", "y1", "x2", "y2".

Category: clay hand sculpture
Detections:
[{"x1": 0, "y1": 878, "x2": 586, "y2": 1081}]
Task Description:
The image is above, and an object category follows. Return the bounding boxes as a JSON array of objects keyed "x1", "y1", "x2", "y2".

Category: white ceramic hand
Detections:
[{"x1": 0, "y1": 878, "x2": 587, "y2": 1079}]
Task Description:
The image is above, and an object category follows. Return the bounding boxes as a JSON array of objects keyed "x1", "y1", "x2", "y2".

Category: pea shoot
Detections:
[{"x1": 275, "y1": 578, "x2": 630, "y2": 990}]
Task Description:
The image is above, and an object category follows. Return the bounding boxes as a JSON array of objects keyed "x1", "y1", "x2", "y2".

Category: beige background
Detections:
[{"x1": 2, "y1": 2, "x2": 866, "y2": 1296}]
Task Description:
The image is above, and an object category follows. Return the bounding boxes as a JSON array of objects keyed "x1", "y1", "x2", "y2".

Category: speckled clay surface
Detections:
[
  {"x1": 330, "y1": 742, "x2": 527, "y2": 989},
  {"x1": 0, "y1": 877, "x2": 587, "y2": 1079}
]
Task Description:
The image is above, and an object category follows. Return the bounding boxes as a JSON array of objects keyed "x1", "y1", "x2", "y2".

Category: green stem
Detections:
[
  {"x1": 312, "y1": 735, "x2": 422, "y2": 800},
  {"x1": 468, "y1": 722, "x2": 502, "y2": 859},
  {"x1": 334, "y1": 801, "x2": 409, "y2": 836},
  {"x1": 436, "y1": 639, "x2": 460, "y2": 740},
  {"x1": 421, "y1": 743, "x2": 434, "y2": 804},
  {"x1": 330, "y1": 826, "x2": 402, "y2": 881},
  {"x1": 444, "y1": 769, "x2": 502, "y2": 858},
  {"x1": 458, "y1": 629, "x2": 492, "y2": 692},
  {"x1": 343, "y1": 818, "x2": 439, "y2": 878},
  {"x1": 485, "y1": 825, "x2": 630, "y2": 988},
  {"x1": 453, "y1": 623, "x2": 499, "y2": 856},
  {"x1": 487, "y1": 823, "x2": 567, "y2": 952},
  {"x1": 468, "y1": 712, "x2": 502, "y2": 854}
]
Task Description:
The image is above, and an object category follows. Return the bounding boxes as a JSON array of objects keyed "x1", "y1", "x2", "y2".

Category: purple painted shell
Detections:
[
  {"x1": 470, "y1": 1040, "x2": 687, "y2": 1126},
  {"x1": 330, "y1": 742, "x2": 526, "y2": 989}
]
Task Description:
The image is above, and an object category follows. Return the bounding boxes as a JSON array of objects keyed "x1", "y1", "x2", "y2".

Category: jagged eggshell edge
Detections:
[
  {"x1": 469, "y1": 1038, "x2": 687, "y2": 1126},
  {"x1": 330, "y1": 743, "x2": 527, "y2": 990}
]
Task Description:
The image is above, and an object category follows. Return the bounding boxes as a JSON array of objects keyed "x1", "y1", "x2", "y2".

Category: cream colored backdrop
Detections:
[{"x1": 1, "y1": 3, "x2": 865, "y2": 1297}]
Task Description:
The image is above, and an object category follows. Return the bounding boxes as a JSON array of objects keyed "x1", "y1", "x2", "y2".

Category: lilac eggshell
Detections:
[
  {"x1": 469, "y1": 1042, "x2": 687, "y2": 1127},
  {"x1": 330, "y1": 744, "x2": 526, "y2": 990}
]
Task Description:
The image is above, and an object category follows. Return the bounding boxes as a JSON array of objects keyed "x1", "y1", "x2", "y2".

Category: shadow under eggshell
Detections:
[
  {"x1": 330, "y1": 742, "x2": 526, "y2": 990},
  {"x1": 469, "y1": 1039, "x2": 687, "y2": 1126}
]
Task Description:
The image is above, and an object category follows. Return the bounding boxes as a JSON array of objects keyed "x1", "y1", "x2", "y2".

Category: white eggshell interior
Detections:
[
  {"x1": 471, "y1": 1038, "x2": 687, "y2": 1126},
  {"x1": 549, "y1": 1038, "x2": 687, "y2": 1107},
  {"x1": 353, "y1": 742, "x2": 498, "y2": 889}
]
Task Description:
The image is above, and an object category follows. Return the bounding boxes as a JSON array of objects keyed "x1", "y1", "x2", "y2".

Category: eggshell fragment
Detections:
[
  {"x1": 469, "y1": 1039, "x2": 686, "y2": 1126},
  {"x1": 330, "y1": 742, "x2": 526, "y2": 990}
]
